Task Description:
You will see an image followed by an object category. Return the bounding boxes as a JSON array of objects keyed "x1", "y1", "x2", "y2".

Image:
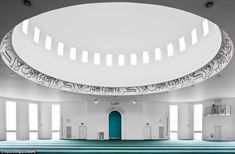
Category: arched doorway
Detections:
[{"x1": 109, "y1": 111, "x2": 122, "y2": 140}]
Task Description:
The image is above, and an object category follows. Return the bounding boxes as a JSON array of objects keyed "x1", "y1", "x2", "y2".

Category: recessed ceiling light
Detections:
[
  {"x1": 130, "y1": 53, "x2": 137, "y2": 66},
  {"x1": 94, "y1": 53, "x2": 100, "y2": 65},
  {"x1": 45, "y1": 35, "x2": 52, "y2": 50},
  {"x1": 205, "y1": 1, "x2": 214, "y2": 8},
  {"x1": 70, "y1": 47, "x2": 76, "y2": 60},
  {"x1": 167, "y1": 43, "x2": 174, "y2": 57},
  {"x1": 106, "y1": 54, "x2": 112, "y2": 66},
  {"x1": 33, "y1": 27, "x2": 40, "y2": 43},
  {"x1": 118, "y1": 54, "x2": 125, "y2": 66},
  {"x1": 155, "y1": 48, "x2": 161, "y2": 61},
  {"x1": 82, "y1": 50, "x2": 88, "y2": 63},
  {"x1": 202, "y1": 19, "x2": 209, "y2": 36},
  {"x1": 191, "y1": 29, "x2": 198, "y2": 45},
  {"x1": 22, "y1": 19, "x2": 29, "y2": 34},
  {"x1": 57, "y1": 42, "x2": 64, "y2": 56},
  {"x1": 143, "y1": 51, "x2": 149, "y2": 64},
  {"x1": 179, "y1": 37, "x2": 186, "y2": 52}
]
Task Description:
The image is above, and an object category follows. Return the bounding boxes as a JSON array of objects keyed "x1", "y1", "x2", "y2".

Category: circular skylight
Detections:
[{"x1": 11, "y1": 2, "x2": 222, "y2": 88}]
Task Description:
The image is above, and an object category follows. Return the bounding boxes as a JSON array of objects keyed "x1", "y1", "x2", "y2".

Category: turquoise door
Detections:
[{"x1": 109, "y1": 111, "x2": 121, "y2": 140}]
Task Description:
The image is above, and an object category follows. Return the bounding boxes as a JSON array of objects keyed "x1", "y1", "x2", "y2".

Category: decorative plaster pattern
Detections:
[{"x1": 0, "y1": 30, "x2": 233, "y2": 96}]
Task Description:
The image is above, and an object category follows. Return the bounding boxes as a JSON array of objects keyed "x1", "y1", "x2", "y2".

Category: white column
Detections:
[
  {"x1": 0, "y1": 99, "x2": 6, "y2": 141},
  {"x1": 38, "y1": 103, "x2": 52, "y2": 139},
  {"x1": 17, "y1": 102, "x2": 29, "y2": 140},
  {"x1": 178, "y1": 103, "x2": 193, "y2": 140}
]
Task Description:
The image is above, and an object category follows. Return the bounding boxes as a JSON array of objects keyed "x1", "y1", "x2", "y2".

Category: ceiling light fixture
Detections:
[
  {"x1": 23, "y1": 0, "x2": 31, "y2": 7},
  {"x1": 133, "y1": 100, "x2": 137, "y2": 104},
  {"x1": 94, "y1": 99, "x2": 98, "y2": 104}
]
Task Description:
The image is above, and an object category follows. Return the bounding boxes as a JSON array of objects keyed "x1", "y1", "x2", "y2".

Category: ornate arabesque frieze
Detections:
[{"x1": 0, "y1": 30, "x2": 233, "y2": 95}]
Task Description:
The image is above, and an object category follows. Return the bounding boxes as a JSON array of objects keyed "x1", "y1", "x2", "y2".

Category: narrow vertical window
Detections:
[
  {"x1": 167, "y1": 43, "x2": 174, "y2": 57},
  {"x1": 29, "y1": 103, "x2": 38, "y2": 140},
  {"x1": 179, "y1": 37, "x2": 186, "y2": 52},
  {"x1": 106, "y1": 54, "x2": 112, "y2": 66},
  {"x1": 194, "y1": 104, "x2": 203, "y2": 140},
  {"x1": 130, "y1": 53, "x2": 137, "y2": 66},
  {"x1": 82, "y1": 50, "x2": 88, "y2": 63},
  {"x1": 118, "y1": 54, "x2": 125, "y2": 66},
  {"x1": 33, "y1": 27, "x2": 40, "y2": 43},
  {"x1": 94, "y1": 53, "x2": 100, "y2": 65},
  {"x1": 155, "y1": 48, "x2": 161, "y2": 61},
  {"x1": 45, "y1": 35, "x2": 52, "y2": 50},
  {"x1": 143, "y1": 51, "x2": 149, "y2": 64},
  {"x1": 52, "y1": 104, "x2": 60, "y2": 140},
  {"x1": 191, "y1": 29, "x2": 198, "y2": 45},
  {"x1": 22, "y1": 19, "x2": 29, "y2": 34},
  {"x1": 170, "y1": 105, "x2": 178, "y2": 140},
  {"x1": 6, "y1": 101, "x2": 16, "y2": 141},
  {"x1": 57, "y1": 42, "x2": 64, "y2": 56},
  {"x1": 70, "y1": 47, "x2": 76, "y2": 60},
  {"x1": 202, "y1": 19, "x2": 209, "y2": 36}
]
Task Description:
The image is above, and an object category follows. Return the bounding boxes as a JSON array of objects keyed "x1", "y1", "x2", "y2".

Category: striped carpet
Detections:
[{"x1": 1, "y1": 140, "x2": 235, "y2": 153}]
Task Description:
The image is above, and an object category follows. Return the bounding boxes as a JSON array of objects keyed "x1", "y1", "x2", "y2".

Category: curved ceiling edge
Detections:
[{"x1": 0, "y1": 30, "x2": 233, "y2": 96}]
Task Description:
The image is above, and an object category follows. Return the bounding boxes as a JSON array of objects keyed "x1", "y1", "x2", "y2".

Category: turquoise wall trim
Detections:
[{"x1": 109, "y1": 111, "x2": 121, "y2": 140}]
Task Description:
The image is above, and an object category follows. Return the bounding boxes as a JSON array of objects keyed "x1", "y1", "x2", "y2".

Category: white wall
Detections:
[
  {"x1": 38, "y1": 102, "x2": 52, "y2": 139},
  {"x1": 61, "y1": 100, "x2": 145, "y2": 140},
  {"x1": 0, "y1": 98, "x2": 6, "y2": 140},
  {"x1": 1, "y1": 96, "x2": 235, "y2": 141},
  {"x1": 16, "y1": 101, "x2": 29, "y2": 140},
  {"x1": 143, "y1": 102, "x2": 169, "y2": 139},
  {"x1": 178, "y1": 103, "x2": 193, "y2": 140},
  {"x1": 202, "y1": 98, "x2": 235, "y2": 141}
]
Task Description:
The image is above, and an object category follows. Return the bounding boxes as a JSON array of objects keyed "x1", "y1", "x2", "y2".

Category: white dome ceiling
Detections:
[{"x1": 11, "y1": 2, "x2": 222, "y2": 88}]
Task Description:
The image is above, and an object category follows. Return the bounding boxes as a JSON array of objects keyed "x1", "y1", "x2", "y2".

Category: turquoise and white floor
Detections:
[{"x1": 1, "y1": 140, "x2": 235, "y2": 153}]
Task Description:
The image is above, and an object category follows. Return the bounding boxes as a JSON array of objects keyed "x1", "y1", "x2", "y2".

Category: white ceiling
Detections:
[
  {"x1": 12, "y1": 2, "x2": 221, "y2": 87},
  {"x1": 0, "y1": 0, "x2": 235, "y2": 102}
]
